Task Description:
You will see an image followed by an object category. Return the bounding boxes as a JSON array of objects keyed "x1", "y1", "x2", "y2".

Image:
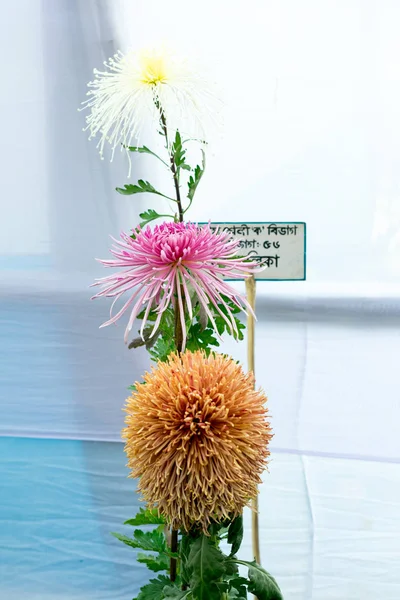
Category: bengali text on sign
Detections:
[{"x1": 206, "y1": 222, "x2": 306, "y2": 281}]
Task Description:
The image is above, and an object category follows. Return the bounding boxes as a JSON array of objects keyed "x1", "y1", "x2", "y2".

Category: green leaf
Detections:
[
  {"x1": 116, "y1": 180, "x2": 173, "y2": 201},
  {"x1": 224, "y1": 561, "x2": 239, "y2": 577},
  {"x1": 128, "y1": 328, "x2": 160, "y2": 351},
  {"x1": 228, "y1": 576, "x2": 248, "y2": 599},
  {"x1": 149, "y1": 335, "x2": 176, "y2": 363},
  {"x1": 116, "y1": 180, "x2": 157, "y2": 195},
  {"x1": 235, "y1": 321, "x2": 246, "y2": 341},
  {"x1": 137, "y1": 552, "x2": 169, "y2": 573},
  {"x1": 228, "y1": 587, "x2": 247, "y2": 599},
  {"x1": 136, "y1": 575, "x2": 171, "y2": 600},
  {"x1": 207, "y1": 520, "x2": 230, "y2": 537},
  {"x1": 187, "y1": 535, "x2": 226, "y2": 600},
  {"x1": 234, "y1": 561, "x2": 283, "y2": 600},
  {"x1": 139, "y1": 209, "x2": 174, "y2": 228},
  {"x1": 248, "y1": 563, "x2": 283, "y2": 600},
  {"x1": 158, "y1": 305, "x2": 175, "y2": 332},
  {"x1": 139, "y1": 209, "x2": 162, "y2": 227},
  {"x1": 215, "y1": 581, "x2": 230, "y2": 594},
  {"x1": 112, "y1": 532, "x2": 136, "y2": 547},
  {"x1": 171, "y1": 130, "x2": 192, "y2": 177},
  {"x1": 130, "y1": 226, "x2": 141, "y2": 240},
  {"x1": 125, "y1": 507, "x2": 165, "y2": 526},
  {"x1": 187, "y1": 150, "x2": 205, "y2": 202},
  {"x1": 132, "y1": 529, "x2": 167, "y2": 553},
  {"x1": 127, "y1": 145, "x2": 169, "y2": 168},
  {"x1": 213, "y1": 312, "x2": 245, "y2": 342},
  {"x1": 227, "y1": 515, "x2": 243, "y2": 556},
  {"x1": 162, "y1": 585, "x2": 192, "y2": 599},
  {"x1": 220, "y1": 295, "x2": 242, "y2": 315},
  {"x1": 179, "y1": 533, "x2": 194, "y2": 588},
  {"x1": 136, "y1": 308, "x2": 158, "y2": 322},
  {"x1": 172, "y1": 131, "x2": 185, "y2": 168},
  {"x1": 186, "y1": 323, "x2": 219, "y2": 354},
  {"x1": 146, "y1": 305, "x2": 177, "y2": 362},
  {"x1": 112, "y1": 529, "x2": 167, "y2": 553}
]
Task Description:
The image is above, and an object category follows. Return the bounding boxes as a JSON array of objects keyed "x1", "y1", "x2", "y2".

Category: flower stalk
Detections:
[
  {"x1": 157, "y1": 97, "x2": 184, "y2": 581},
  {"x1": 156, "y1": 99, "x2": 184, "y2": 222}
]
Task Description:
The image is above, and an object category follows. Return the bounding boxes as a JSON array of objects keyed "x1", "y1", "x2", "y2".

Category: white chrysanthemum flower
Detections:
[{"x1": 81, "y1": 46, "x2": 221, "y2": 174}]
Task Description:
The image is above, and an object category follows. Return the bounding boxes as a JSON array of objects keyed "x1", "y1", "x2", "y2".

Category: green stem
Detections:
[
  {"x1": 151, "y1": 191, "x2": 180, "y2": 203},
  {"x1": 154, "y1": 98, "x2": 185, "y2": 583},
  {"x1": 156, "y1": 100, "x2": 184, "y2": 222},
  {"x1": 170, "y1": 529, "x2": 178, "y2": 582}
]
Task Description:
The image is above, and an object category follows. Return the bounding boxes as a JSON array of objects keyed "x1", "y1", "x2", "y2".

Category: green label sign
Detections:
[{"x1": 205, "y1": 222, "x2": 306, "y2": 281}]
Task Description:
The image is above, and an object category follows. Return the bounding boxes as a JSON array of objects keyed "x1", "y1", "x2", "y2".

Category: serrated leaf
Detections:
[
  {"x1": 172, "y1": 131, "x2": 190, "y2": 173},
  {"x1": 162, "y1": 585, "x2": 192, "y2": 599},
  {"x1": 237, "y1": 561, "x2": 283, "y2": 600},
  {"x1": 223, "y1": 560, "x2": 239, "y2": 579},
  {"x1": 136, "y1": 575, "x2": 171, "y2": 600},
  {"x1": 187, "y1": 150, "x2": 205, "y2": 202},
  {"x1": 187, "y1": 535, "x2": 226, "y2": 600},
  {"x1": 124, "y1": 507, "x2": 165, "y2": 526},
  {"x1": 220, "y1": 295, "x2": 242, "y2": 314},
  {"x1": 186, "y1": 323, "x2": 219, "y2": 354},
  {"x1": 116, "y1": 180, "x2": 156, "y2": 195},
  {"x1": 228, "y1": 515, "x2": 243, "y2": 556},
  {"x1": 180, "y1": 533, "x2": 194, "y2": 588},
  {"x1": 213, "y1": 314, "x2": 245, "y2": 341},
  {"x1": 149, "y1": 337, "x2": 176, "y2": 363},
  {"x1": 112, "y1": 529, "x2": 167, "y2": 553},
  {"x1": 158, "y1": 306, "x2": 175, "y2": 332},
  {"x1": 139, "y1": 209, "x2": 163, "y2": 227},
  {"x1": 208, "y1": 521, "x2": 230, "y2": 537},
  {"x1": 127, "y1": 145, "x2": 168, "y2": 167},
  {"x1": 228, "y1": 587, "x2": 247, "y2": 599},
  {"x1": 136, "y1": 308, "x2": 158, "y2": 322},
  {"x1": 132, "y1": 529, "x2": 167, "y2": 553},
  {"x1": 130, "y1": 227, "x2": 141, "y2": 240},
  {"x1": 128, "y1": 329, "x2": 159, "y2": 351},
  {"x1": 228, "y1": 576, "x2": 248, "y2": 599},
  {"x1": 214, "y1": 316, "x2": 225, "y2": 337},
  {"x1": 236, "y1": 321, "x2": 246, "y2": 341},
  {"x1": 137, "y1": 552, "x2": 169, "y2": 573},
  {"x1": 116, "y1": 180, "x2": 171, "y2": 200},
  {"x1": 112, "y1": 532, "x2": 136, "y2": 547}
]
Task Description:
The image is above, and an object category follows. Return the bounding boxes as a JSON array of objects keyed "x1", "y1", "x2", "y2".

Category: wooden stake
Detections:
[{"x1": 245, "y1": 275, "x2": 261, "y2": 566}]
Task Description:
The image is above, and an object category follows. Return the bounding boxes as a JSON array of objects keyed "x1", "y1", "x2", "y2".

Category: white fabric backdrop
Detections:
[{"x1": 1, "y1": 1, "x2": 400, "y2": 599}]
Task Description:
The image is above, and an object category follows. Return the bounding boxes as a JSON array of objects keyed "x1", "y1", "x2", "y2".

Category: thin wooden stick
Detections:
[{"x1": 245, "y1": 275, "x2": 261, "y2": 566}]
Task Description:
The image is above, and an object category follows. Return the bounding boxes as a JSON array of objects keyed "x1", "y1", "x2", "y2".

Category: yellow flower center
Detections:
[{"x1": 139, "y1": 52, "x2": 168, "y2": 85}]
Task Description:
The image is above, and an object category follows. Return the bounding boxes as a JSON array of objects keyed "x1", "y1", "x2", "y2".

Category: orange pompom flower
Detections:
[{"x1": 123, "y1": 350, "x2": 272, "y2": 533}]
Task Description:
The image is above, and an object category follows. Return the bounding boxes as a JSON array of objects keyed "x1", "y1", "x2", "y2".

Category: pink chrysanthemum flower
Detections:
[{"x1": 91, "y1": 222, "x2": 261, "y2": 349}]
